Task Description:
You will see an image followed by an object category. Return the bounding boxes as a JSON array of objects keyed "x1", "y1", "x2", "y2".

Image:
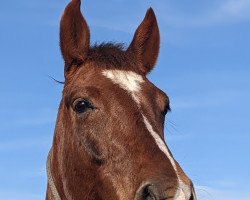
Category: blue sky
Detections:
[{"x1": 0, "y1": 0, "x2": 250, "y2": 199}]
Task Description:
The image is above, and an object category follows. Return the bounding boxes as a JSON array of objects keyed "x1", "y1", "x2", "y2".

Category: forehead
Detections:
[
  {"x1": 67, "y1": 65, "x2": 168, "y2": 104},
  {"x1": 102, "y1": 70, "x2": 144, "y2": 104},
  {"x1": 101, "y1": 69, "x2": 169, "y2": 105}
]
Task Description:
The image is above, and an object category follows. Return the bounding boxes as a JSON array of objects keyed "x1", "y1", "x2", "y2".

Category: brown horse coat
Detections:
[{"x1": 46, "y1": 0, "x2": 197, "y2": 200}]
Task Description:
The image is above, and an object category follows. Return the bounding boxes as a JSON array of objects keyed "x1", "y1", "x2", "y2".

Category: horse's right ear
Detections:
[{"x1": 60, "y1": 0, "x2": 90, "y2": 74}]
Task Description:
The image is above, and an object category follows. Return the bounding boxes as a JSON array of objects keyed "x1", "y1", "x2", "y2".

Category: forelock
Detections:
[{"x1": 87, "y1": 43, "x2": 137, "y2": 72}]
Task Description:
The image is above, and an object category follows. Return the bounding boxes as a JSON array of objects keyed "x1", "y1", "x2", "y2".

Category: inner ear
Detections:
[
  {"x1": 127, "y1": 8, "x2": 160, "y2": 75},
  {"x1": 60, "y1": 0, "x2": 90, "y2": 73}
]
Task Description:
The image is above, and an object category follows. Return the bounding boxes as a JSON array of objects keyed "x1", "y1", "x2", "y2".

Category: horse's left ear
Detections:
[
  {"x1": 60, "y1": 0, "x2": 90, "y2": 74},
  {"x1": 127, "y1": 8, "x2": 160, "y2": 75}
]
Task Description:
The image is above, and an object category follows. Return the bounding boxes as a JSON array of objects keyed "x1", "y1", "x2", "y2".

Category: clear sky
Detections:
[{"x1": 0, "y1": 0, "x2": 250, "y2": 199}]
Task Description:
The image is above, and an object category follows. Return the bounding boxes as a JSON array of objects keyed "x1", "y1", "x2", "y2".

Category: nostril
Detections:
[
  {"x1": 143, "y1": 185, "x2": 157, "y2": 200},
  {"x1": 189, "y1": 186, "x2": 197, "y2": 200},
  {"x1": 135, "y1": 182, "x2": 177, "y2": 200},
  {"x1": 135, "y1": 184, "x2": 157, "y2": 200}
]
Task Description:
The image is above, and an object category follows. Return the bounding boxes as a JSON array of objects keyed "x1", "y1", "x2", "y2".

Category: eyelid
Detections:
[{"x1": 72, "y1": 98, "x2": 95, "y2": 109}]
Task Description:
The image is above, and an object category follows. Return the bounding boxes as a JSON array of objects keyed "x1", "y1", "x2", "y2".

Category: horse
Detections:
[{"x1": 46, "y1": 0, "x2": 197, "y2": 199}]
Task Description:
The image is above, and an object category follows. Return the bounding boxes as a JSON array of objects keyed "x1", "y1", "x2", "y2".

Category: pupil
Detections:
[
  {"x1": 76, "y1": 101, "x2": 87, "y2": 112},
  {"x1": 74, "y1": 99, "x2": 93, "y2": 113}
]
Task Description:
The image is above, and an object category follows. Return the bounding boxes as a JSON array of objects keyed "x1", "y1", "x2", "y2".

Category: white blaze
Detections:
[
  {"x1": 142, "y1": 115, "x2": 177, "y2": 170},
  {"x1": 102, "y1": 70, "x2": 144, "y2": 103},
  {"x1": 142, "y1": 115, "x2": 190, "y2": 200},
  {"x1": 102, "y1": 70, "x2": 191, "y2": 200}
]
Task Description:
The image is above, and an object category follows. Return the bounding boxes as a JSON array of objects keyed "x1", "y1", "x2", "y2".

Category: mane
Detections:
[{"x1": 87, "y1": 42, "x2": 136, "y2": 69}]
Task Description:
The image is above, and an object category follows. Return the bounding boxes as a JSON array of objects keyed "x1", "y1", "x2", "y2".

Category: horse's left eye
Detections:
[
  {"x1": 73, "y1": 99, "x2": 93, "y2": 113},
  {"x1": 162, "y1": 104, "x2": 171, "y2": 116}
]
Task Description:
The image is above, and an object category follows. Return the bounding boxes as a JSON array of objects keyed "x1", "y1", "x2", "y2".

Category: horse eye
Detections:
[
  {"x1": 73, "y1": 99, "x2": 93, "y2": 113},
  {"x1": 162, "y1": 104, "x2": 171, "y2": 116}
]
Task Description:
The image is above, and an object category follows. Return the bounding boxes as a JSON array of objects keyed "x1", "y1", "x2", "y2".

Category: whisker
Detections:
[
  {"x1": 195, "y1": 187, "x2": 213, "y2": 200},
  {"x1": 165, "y1": 119, "x2": 182, "y2": 137}
]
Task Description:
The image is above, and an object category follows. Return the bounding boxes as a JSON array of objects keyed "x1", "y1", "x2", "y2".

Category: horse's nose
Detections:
[
  {"x1": 134, "y1": 182, "x2": 176, "y2": 200},
  {"x1": 135, "y1": 182, "x2": 197, "y2": 200}
]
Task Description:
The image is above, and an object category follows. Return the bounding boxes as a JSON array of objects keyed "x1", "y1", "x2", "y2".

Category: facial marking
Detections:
[
  {"x1": 142, "y1": 115, "x2": 177, "y2": 172},
  {"x1": 102, "y1": 70, "x2": 144, "y2": 103},
  {"x1": 142, "y1": 115, "x2": 191, "y2": 200},
  {"x1": 102, "y1": 69, "x2": 191, "y2": 199}
]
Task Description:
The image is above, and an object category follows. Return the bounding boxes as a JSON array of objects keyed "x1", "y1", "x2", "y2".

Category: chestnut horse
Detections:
[{"x1": 46, "y1": 0, "x2": 196, "y2": 199}]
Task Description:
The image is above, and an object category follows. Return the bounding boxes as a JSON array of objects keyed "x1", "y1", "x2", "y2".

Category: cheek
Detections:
[
  {"x1": 75, "y1": 111, "x2": 110, "y2": 143},
  {"x1": 73, "y1": 115, "x2": 109, "y2": 165},
  {"x1": 80, "y1": 134, "x2": 104, "y2": 165}
]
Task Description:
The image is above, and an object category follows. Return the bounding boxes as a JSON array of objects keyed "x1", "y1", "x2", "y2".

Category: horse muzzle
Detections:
[{"x1": 135, "y1": 181, "x2": 197, "y2": 200}]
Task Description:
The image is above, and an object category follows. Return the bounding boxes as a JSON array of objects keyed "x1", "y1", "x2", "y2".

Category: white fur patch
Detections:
[
  {"x1": 102, "y1": 69, "x2": 191, "y2": 199},
  {"x1": 175, "y1": 180, "x2": 191, "y2": 200},
  {"x1": 175, "y1": 189, "x2": 186, "y2": 200},
  {"x1": 142, "y1": 115, "x2": 177, "y2": 171},
  {"x1": 142, "y1": 115, "x2": 191, "y2": 200},
  {"x1": 102, "y1": 70, "x2": 144, "y2": 103}
]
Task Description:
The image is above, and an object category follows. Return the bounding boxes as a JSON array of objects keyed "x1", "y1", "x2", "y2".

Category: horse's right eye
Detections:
[{"x1": 73, "y1": 99, "x2": 93, "y2": 113}]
